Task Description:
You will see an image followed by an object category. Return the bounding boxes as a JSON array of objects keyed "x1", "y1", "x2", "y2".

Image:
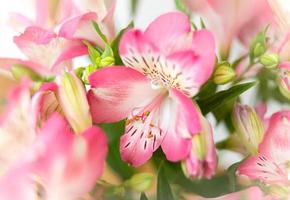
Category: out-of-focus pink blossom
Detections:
[
  {"x1": 182, "y1": 116, "x2": 217, "y2": 179},
  {"x1": 0, "y1": 114, "x2": 108, "y2": 200},
  {"x1": 31, "y1": 82, "x2": 61, "y2": 129},
  {"x1": 10, "y1": 0, "x2": 115, "y2": 35},
  {"x1": 1, "y1": 0, "x2": 116, "y2": 76},
  {"x1": 183, "y1": 0, "x2": 274, "y2": 56},
  {"x1": 238, "y1": 110, "x2": 290, "y2": 186},
  {"x1": 88, "y1": 12, "x2": 216, "y2": 167},
  {"x1": 0, "y1": 80, "x2": 35, "y2": 175},
  {"x1": 0, "y1": 26, "x2": 87, "y2": 76},
  {"x1": 189, "y1": 186, "x2": 276, "y2": 200},
  {"x1": 267, "y1": 0, "x2": 290, "y2": 61}
]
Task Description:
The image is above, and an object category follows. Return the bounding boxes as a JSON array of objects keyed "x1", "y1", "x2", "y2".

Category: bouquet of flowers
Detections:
[{"x1": 0, "y1": 0, "x2": 289, "y2": 199}]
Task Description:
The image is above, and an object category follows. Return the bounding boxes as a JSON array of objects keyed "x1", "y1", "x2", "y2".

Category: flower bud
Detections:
[
  {"x1": 11, "y1": 64, "x2": 42, "y2": 81},
  {"x1": 277, "y1": 62, "x2": 290, "y2": 99},
  {"x1": 250, "y1": 29, "x2": 267, "y2": 60},
  {"x1": 124, "y1": 173, "x2": 154, "y2": 192},
  {"x1": 99, "y1": 56, "x2": 115, "y2": 67},
  {"x1": 232, "y1": 103, "x2": 264, "y2": 155},
  {"x1": 58, "y1": 72, "x2": 92, "y2": 134},
  {"x1": 260, "y1": 54, "x2": 280, "y2": 69},
  {"x1": 213, "y1": 62, "x2": 236, "y2": 85},
  {"x1": 253, "y1": 43, "x2": 266, "y2": 58},
  {"x1": 182, "y1": 117, "x2": 217, "y2": 179}
]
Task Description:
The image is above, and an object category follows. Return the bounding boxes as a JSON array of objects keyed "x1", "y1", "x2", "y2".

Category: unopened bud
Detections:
[
  {"x1": 232, "y1": 103, "x2": 264, "y2": 155},
  {"x1": 250, "y1": 29, "x2": 268, "y2": 60},
  {"x1": 213, "y1": 62, "x2": 236, "y2": 85},
  {"x1": 58, "y1": 72, "x2": 92, "y2": 134},
  {"x1": 277, "y1": 62, "x2": 290, "y2": 100},
  {"x1": 260, "y1": 54, "x2": 280, "y2": 69},
  {"x1": 124, "y1": 173, "x2": 153, "y2": 192},
  {"x1": 253, "y1": 43, "x2": 266, "y2": 58},
  {"x1": 99, "y1": 56, "x2": 115, "y2": 67}
]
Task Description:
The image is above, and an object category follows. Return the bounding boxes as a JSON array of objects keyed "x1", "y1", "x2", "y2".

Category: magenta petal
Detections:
[
  {"x1": 161, "y1": 129, "x2": 191, "y2": 161},
  {"x1": 88, "y1": 66, "x2": 160, "y2": 123},
  {"x1": 144, "y1": 12, "x2": 191, "y2": 52},
  {"x1": 170, "y1": 89, "x2": 202, "y2": 135},
  {"x1": 119, "y1": 29, "x2": 152, "y2": 56},
  {"x1": 159, "y1": 93, "x2": 201, "y2": 161}
]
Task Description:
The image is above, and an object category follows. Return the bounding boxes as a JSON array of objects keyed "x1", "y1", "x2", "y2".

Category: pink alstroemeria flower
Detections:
[
  {"x1": 88, "y1": 12, "x2": 216, "y2": 167},
  {"x1": 1, "y1": 1, "x2": 115, "y2": 76},
  {"x1": 190, "y1": 186, "x2": 275, "y2": 200},
  {"x1": 182, "y1": 116, "x2": 217, "y2": 179},
  {"x1": 183, "y1": 0, "x2": 274, "y2": 56},
  {"x1": 1, "y1": 26, "x2": 88, "y2": 75},
  {"x1": 238, "y1": 110, "x2": 290, "y2": 186},
  {"x1": 0, "y1": 114, "x2": 108, "y2": 200},
  {"x1": 0, "y1": 80, "x2": 35, "y2": 175},
  {"x1": 10, "y1": 0, "x2": 115, "y2": 37}
]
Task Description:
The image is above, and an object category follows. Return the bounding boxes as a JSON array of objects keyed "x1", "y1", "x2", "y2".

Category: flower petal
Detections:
[
  {"x1": 120, "y1": 107, "x2": 165, "y2": 167},
  {"x1": 88, "y1": 66, "x2": 161, "y2": 123},
  {"x1": 238, "y1": 111, "x2": 290, "y2": 185},
  {"x1": 259, "y1": 110, "x2": 290, "y2": 165},
  {"x1": 144, "y1": 12, "x2": 191, "y2": 53},
  {"x1": 160, "y1": 90, "x2": 202, "y2": 161},
  {"x1": 59, "y1": 12, "x2": 105, "y2": 44},
  {"x1": 32, "y1": 114, "x2": 108, "y2": 198},
  {"x1": 0, "y1": 80, "x2": 35, "y2": 174},
  {"x1": 120, "y1": 29, "x2": 216, "y2": 97}
]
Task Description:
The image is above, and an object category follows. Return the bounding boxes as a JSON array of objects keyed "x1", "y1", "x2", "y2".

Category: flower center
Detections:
[{"x1": 122, "y1": 49, "x2": 198, "y2": 96}]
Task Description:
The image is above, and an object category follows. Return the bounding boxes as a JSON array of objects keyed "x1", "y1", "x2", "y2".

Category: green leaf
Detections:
[
  {"x1": 11, "y1": 64, "x2": 43, "y2": 82},
  {"x1": 249, "y1": 27, "x2": 268, "y2": 62},
  {"x1": 175, "y1": 0, "x2": 191, "y2": 16},
  {"x1": 226, "y1": 162, "x2": 241, "y2": 192},
  {"x1": 111, "y1": 21, "x2": 134, "y2": 65},
  {"x1": 197, "y1": 82, "x2": 256, "y2": 115},
  {"x1": 140, "y1": 193, "x2": 149, "y2": 200},
  {"x1": 131, "y1": 0, "x2": 139, "y2": 16},
  {"x1": 101, "y1": 44, "x2": 114, "y2": 58},
  {"x1": 157, "y1": 163, "x2": 174, "y2": 200},
  {"x1": 156, "y1": 160, "x2": 245, "y2": 198},
  {"x1": 200, "y1": 18, "x2": 206, "y2": 29},
  {"x1": 92, "y1": 21, "x2": 109, "y2": 44},
  {"x1": 84, "y1": 41, "x2": 101, "y2": 66},
  {"x1": 100, "y1": 121, "x2": 135, "y2": 179}
]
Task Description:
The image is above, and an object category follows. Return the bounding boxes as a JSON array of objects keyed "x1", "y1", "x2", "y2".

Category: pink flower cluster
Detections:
[{"x1": 0, "y1": 0, "x2": 289, "y2": 199}]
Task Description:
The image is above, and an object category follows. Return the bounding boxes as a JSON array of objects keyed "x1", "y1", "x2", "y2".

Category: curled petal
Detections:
[{"x1": 160, "y1": 90, "x2": 202, "y2": 161}]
